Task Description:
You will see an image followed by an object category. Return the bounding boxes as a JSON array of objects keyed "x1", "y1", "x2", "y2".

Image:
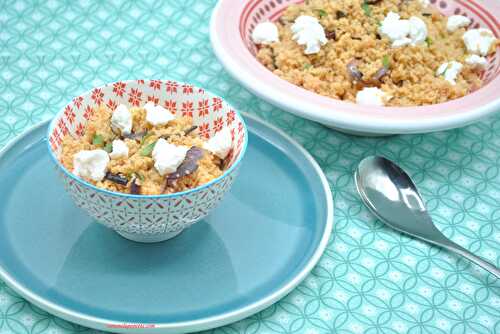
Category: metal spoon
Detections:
[{"x1": 354, "y1": 156, "x2": 500, "y2": 279}]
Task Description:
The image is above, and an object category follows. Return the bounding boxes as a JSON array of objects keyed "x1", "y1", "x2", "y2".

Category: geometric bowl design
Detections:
[{"x1": 47, "y1": 79, "x2": 248, "y2": 242}]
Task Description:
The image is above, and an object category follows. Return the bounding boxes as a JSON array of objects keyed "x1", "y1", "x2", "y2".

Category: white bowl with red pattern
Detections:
[
  {"x1": 210, "y1": 0, "x2": 500, "y2": 135},
  {"x1": 47, "y1": 79, "x2": 248, "y2": 243}
]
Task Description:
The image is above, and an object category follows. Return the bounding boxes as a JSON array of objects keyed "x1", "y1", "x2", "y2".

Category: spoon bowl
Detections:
[{"x1": 355, "y1": 156, "x2": 500, "y2": 279}]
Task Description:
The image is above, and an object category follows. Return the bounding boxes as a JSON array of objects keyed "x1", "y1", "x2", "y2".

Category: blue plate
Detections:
[{"x1": 0, "y1": 114, "x2": 333, "y2": 333}]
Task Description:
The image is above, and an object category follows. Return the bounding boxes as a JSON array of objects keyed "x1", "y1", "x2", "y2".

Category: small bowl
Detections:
[
  {"x1": 210, "y1": 0, "x2": 500, "y2": 135},
  {"x1": 47, "y1": 79, "x2": 248, "y2": 243}
]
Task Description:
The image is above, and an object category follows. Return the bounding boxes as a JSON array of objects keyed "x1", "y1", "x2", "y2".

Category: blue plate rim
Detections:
[{"x1": 0, "y1": 113, "x2": 334, "y2": 333}]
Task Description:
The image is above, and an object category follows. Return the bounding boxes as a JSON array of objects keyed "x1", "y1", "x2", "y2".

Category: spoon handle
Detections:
[{"x1": 439, "y1": 239, "x2": 500, "y2": 279}]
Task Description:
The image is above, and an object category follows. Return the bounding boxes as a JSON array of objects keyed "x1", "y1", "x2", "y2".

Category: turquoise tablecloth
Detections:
[{"x1": 1, "y1": 1, "x2": 499, "y2": 333}]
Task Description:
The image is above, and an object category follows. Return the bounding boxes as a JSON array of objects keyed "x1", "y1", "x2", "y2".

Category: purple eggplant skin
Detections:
[
  {"x1": 164, "y1": 147, "x2": 204, "y2": 189},
  {"x1": 130, "y1": 177, "x2": 141, "y2": 194},
  {"x1": 104, "y1": 172, "x2": 128, "y2": 186},
  {"x1": 183, "y1": 125, "x2": 198, "y2": 136},
  {"x1": 122, "y1": 131, "x2": 147, "y2": 141}
]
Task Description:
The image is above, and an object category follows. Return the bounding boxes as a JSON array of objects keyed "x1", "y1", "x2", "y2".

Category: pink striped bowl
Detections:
[{"x1": 210, "y1": 0, "x2": 500, "y2": 135}]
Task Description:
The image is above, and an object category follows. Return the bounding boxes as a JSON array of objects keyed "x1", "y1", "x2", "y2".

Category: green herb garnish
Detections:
[
  {"x1": 425, "y1": 37, "x2": 433, "y2": 46},
  {"x1": 376, "y1": 20, "x2": 382, "y2": 27},
  {"x1": 140, "y1": 140, "x2": 157, "y2": 157},
  {"x1": 317, "y1": 9, "x2": 327, "y2": 18},
  {"x1": 140, "y1": 132, "x2": 153, "y2": 145},
  {"x1": 304, "y1": 63, "x2": 312, "y2": 69},
  {"x1": 362, "y1": 2, "x2": 371, "y2": 16},
  {"x1": 104, "y1": 142, "x2": 113, "y2": 153},
  {"x1": 382, "y1": 55, "x2": 390, "y2": 69},
  {"x1": 92, "y1": 134, "x2": 104, "y2": 147}
]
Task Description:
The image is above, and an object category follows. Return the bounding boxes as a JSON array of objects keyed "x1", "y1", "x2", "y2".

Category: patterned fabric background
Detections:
[{"x1": 0, "y1": 0, "x2": 499, "y2": 333}]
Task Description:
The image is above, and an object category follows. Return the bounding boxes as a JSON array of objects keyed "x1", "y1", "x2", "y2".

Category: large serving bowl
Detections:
[
  {"x1": 210, "y1": 0, "x2": 500, "y2": 135},
  {"x1": 47, "y1": 79, "x2": 248, "y2": 243}
]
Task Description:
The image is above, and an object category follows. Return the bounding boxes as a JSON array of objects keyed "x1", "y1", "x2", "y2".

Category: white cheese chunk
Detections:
[
  {"x1": 356, "y1": 87, "x2": 391, "y2": 106},
  {"x1": 203, "y1": 127, "x2": 232, "y2": 159},
  {"x1": 465, "y1": 54, "x2": 488, "y2": 69},
  {"x1": 152, "y1": 138, "x2": 188, "y2": 176},
  {"x1": 109, "y1": 139, "x2": 129, "y2": 159},
  {"x1": 379, "y1": 12, "x2": 428, "y2": 47},
  {"x1": 409, "y1": 17, "x2": 428, "y2": 45},
  {"x1": 145, "y1": 102, "x2": 175, "y2": 126},
  {"x1": 447, "y1": 15, "x2": 471, "y2": 32},
  {"x1": 111, "y1": 104, "x2": 132, "y2": 135},
  {"x1": 252, "y1": 22, "x2": 279, "y2": 44},
  {"x1": 73, "y1": 149, "x2": 109, "y2": 182},
  {"x1": 463, "y1": 28, "x2": 496, "y2": 56},
  {"x1": 291, "y1": 15, "x2": 327, "y2": 54},
  {"x1": 436, "y1": 61, "x2": 463, "y2": 85}
]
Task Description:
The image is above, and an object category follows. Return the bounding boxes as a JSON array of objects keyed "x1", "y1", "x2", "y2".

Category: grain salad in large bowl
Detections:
[
  {"x1": 47, "y1": 80, "x2": 248, "y2": 243},
  {"x1": 211, "y1": 0, "x2": 500, "y2": 135}
]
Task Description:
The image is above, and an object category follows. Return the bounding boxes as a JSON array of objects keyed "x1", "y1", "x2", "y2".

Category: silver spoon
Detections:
[{"x1": 354, "y1": 156, "x2": 500, "y2": 279}]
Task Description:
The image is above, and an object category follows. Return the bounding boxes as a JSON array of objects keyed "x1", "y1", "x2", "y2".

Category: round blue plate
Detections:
[{"x1": 0, "y1": 114, "x2": 333, "y2": 333}]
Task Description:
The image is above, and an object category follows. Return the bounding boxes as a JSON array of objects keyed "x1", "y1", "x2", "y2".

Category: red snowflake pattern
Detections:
[
  {"x1": 53, "y1": 129, "x2": 62, "y2": 144},
  {"x1": 212, "y1": 97, "x2": 222, "y2": 112},
  {"x1": 57, "y1": 118, "x2": 65, "y2": 131},
  {"x1": 181, "y1": 101, "x2": 194, "y2": 117},
  {"x1": 197, "y1": 99, "x2": 209, "y2": 117},
  {"x1": 166, "y1": 81, "x2": 178, "y2": 94},
  {"x1": 238, "y1": 135, "x2": 244, "y2": 147},
  {"x1": 182, "y1": 84, "x2": 193, "y2": 94},
  {"x1": 128, "y1": 88, "x2": 142, "y2": 107},
  {"x1": 73, "y1": 96, "x2": 83, "y2": 109},
  {"x1": 75, "y1": 123, "x2": 85, "y2": 137},
  {"x1": 49, "y1": 137, "x2": 57, "y2": 151},
  {"x1": 226, "y1": 110, "x2": 235, "y2": 125},
  {"x1": 149, "y1": 80, "x2": 161, "y2": 90},
  {"x1": 64, "y1": 105, "x2": 75, "y2": 124},
  {"x1": 199, "y1": 123, "x2": 210, "y2": 139},
  {"x1": 213, "y1": 117, "x2": 223, "y2": 133},
  {"x1": 198, "y1": 88, "x2": 205, "y2": 94},
  {"x1": 113, "y1": 82, "x2": 126, "y2": 97},
  {"x1": 106, "y1": 99, "x2": 118, "y2": 111},
  {"x1": 238, "y1": 121, "x2": 244, "y2": 133},
  {"x1": 59, "y1": 121, "x2": 69, "y2": 136},
  {"x1": 91, "y1": 88, "x2": 104, "y2": 105},
  {"x1": 164, "y1": 100, "x2": 177, "y2": 114},
  {"x1": 230, "y1": 128, "x2": 235, "y2": 141},
  {"x1": 147, "y1": 95, "x2": 159, "y2": 105},
  {"x1": 137, "y1": 79, "x2": 145, "y2": 84},
  {"x1": 83, "y1": 105, "x2": 94, "y2": 120}
]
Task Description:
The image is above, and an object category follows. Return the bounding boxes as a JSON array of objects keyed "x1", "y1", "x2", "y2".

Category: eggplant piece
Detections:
[
  {"x1": 122, "y1": 131, "x2": 147, "y2": 141},
  {"x1": 183, "y1": 125, "x2": 198, "y2": 136},
  {"x1": 365, "y1": 66, "x2": 389, "y2": 86},
  {"x1": 130, "y1": 177, "x2": 141, "y2": 195},
  {"x1": 347, "y1": 59, "x2": 364, "y2": 82},
  {"x1": 161, "y1": 126, "x2": 198, "y2": 141},
  {"x1": 104, "y1": 172, "x2": 128, "y2": 186},
  {"x1": 164, "y1": 147, "x2": 204, "y2": 190},
  {"x1": 336, "y1": 10, "x2": 347, "y2": 19},
  {"x1": 325, "y1": 30, "x2": 336, "y2": 40}
]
